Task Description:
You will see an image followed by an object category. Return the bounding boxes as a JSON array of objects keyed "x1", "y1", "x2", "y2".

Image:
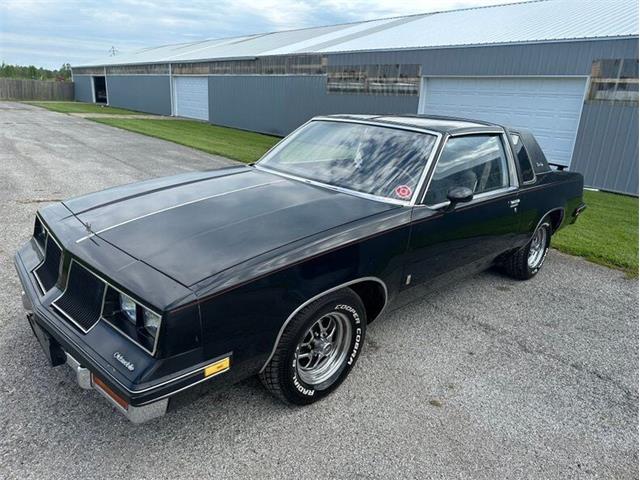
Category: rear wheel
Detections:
[
  {"x1": 259, "y1": 288, "x2": 366, "y2": 405},
  {"x1": 504, "y1": 220, "x2": 551, "y2": 280}
]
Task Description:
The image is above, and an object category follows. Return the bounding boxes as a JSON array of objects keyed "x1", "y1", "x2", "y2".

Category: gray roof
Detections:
[{"x1": 74, "y1": 0, "x2": 639, "y2": 67}]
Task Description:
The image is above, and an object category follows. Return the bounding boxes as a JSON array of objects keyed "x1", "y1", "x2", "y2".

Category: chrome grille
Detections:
[
  {"x1": 33, "y1": 234, "x2": 63, "y2": 294},
  {"x1": 52, "y1": 261, "x2": 106, "y2": 333}
]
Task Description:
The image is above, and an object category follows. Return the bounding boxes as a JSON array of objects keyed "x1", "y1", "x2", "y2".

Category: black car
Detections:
[{"x1": 15, "y1": 114, "x2": 585, "y2": 422}]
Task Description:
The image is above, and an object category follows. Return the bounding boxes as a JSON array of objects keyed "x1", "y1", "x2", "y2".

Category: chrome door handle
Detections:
[{"x1": 509, "y1": 199, "x2": 520, "y2": 208}]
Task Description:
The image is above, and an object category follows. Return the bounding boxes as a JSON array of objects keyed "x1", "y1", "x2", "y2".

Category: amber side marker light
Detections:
[
  {"x1": 204, "y1": 357, "x2": 230, "y2": 377},
  {"x1": 92, "y1": 374, "x2": 129, "y2": 410}
]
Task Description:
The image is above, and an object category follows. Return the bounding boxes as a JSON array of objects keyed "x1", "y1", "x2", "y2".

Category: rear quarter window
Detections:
[{"x1": 510, "y1": 134, "x2": 535, "y2": 183}]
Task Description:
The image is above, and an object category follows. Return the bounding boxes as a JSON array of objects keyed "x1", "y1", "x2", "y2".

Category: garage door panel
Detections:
[
  {"x1": 420, "y1": 77, "x2": 586, "y2": 166},
  {"x1": 174, "y1": 76, "x2": 209, "y2": 121}
]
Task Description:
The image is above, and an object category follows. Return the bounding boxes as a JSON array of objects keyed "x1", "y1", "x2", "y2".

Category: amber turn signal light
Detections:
[
  {"x1": 204, "y1": 357, "x2": 230, "y2": 377},
  {"x1": 92, "y1": 373, "x2": 129, "y2": 410}
]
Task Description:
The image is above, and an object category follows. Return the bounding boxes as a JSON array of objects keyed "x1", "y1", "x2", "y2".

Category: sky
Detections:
[{"x1": 0, "y1": 0, "x2": 525, "y2": 69}]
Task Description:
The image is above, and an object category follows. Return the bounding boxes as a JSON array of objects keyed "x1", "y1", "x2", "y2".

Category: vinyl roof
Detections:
[{"x1": 74, "y1": 0, "x2": 639, "y2": 67}]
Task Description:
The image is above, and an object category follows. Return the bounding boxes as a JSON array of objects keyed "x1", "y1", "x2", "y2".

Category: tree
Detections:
[
  {"x1": 0, "y1": 62, "x2": 72, "y2": 81},
  {"x1": 59, "y1": 63, "x2": 72, "y2": 81}
]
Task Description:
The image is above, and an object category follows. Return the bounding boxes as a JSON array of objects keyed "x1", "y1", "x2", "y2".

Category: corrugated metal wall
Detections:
[
  {"x1": 73, "y1": 76, "x2": 93, "y2": 103},
  {"x1": 572, "y1": 103, "x2": 638, "y2": 194},
  {"x1": 328, "y1": 38, "x2": 637, "y2": 76},
  {"x1": 208, "y1": 75, "x2": 418, "y2": 136},
  {"x1": 106, "y1": 75, "x2": 171, "y2": 115},
  {"x1": 73, "y1": 38, "x2": 638, "y2": 194}
]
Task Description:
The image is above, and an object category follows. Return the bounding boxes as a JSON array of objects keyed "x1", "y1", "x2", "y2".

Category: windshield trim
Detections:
[
  {"x1": 255, "y1": 118, "x2": 443, "y2": 206},
  {"x1": 255, "y1": 164, "x2": 409, "y2": 206}
]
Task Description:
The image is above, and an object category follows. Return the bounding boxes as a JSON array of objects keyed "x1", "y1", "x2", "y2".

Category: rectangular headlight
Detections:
[
  {"x1": 143, "y1": 309, "x2": 161, "y2": 337},
  {"x1": 102, "y1": 286, "x2": 162, "y2": 355},
  {"x1": 119, "y1": 293, "x2": 137, "y2": 324}
]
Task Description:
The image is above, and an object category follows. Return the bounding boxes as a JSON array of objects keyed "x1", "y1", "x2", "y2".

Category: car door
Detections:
[{"x1": 403, "y1": 130, "x2": 523, "y2": 287}]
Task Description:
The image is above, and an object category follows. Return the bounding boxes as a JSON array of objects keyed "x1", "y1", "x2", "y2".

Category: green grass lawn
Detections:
[
  {"x1": 26, "y1": 101, "x2": 137, "y2": 115},
  {"x1": 93, "y1": 118, "x2": 280, "y2": 163},
  {"x1": 552, "y1": 190, "x2": 638, "y2": 275}
]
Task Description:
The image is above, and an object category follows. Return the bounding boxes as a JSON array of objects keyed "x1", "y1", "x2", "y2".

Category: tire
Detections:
[
  {"x1": 259, "y1": 288, "x2": 366, "y2": 405},
  {"x1": 504, "y1": 220, "x2": 552, "y2": 280}
]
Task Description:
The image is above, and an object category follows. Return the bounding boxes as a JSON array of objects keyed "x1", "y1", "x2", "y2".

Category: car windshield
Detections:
[{"x1": 257, "y1": 120, "x2": 438, "y2": 203}]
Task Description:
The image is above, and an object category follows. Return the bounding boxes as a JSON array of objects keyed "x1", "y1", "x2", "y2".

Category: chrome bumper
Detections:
[
  {"x1": 21, "y1": 290, "x2": 33, "y2": 314},
  {"x1": 64, "y1": 351, "x2": 168, "y2": 423},
  {"x1": 66, "y1": 353, "x2": 92, "y2": 389}
]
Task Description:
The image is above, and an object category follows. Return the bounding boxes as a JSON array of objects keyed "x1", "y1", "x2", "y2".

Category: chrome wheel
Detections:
[
  {"x1": 528, "y1": 225, "x2": 548, "y2": 269},
  {"x1": 295, "y1": 312, "x2": 353, "y2": 386}
]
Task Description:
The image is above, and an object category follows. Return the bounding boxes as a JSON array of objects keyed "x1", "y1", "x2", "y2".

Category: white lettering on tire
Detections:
[
  {"x1": 334, "y1": 304, "x2": 362, "y2": 366},
  {"x1": 291, "y1": 356, "x2": 315, "y2": 396},
  {"x1": 348, "y1": 327, "x2": 361, "y2": 366},
  {"x1": 335, "y1": 304, "x2": 360, "y2": 324}
]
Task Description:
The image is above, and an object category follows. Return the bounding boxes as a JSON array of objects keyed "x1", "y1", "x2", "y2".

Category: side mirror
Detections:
[{"x1": 445, "y1": 186, "x2": 473, "y2": 211}]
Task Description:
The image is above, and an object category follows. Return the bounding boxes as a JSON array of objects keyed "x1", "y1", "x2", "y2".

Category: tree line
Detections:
[{"x1": 0, "y1": 63, "x2": 72, "y2": 82}]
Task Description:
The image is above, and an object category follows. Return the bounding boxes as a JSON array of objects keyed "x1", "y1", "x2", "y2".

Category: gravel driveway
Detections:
[{"x1": 0, "y1": 102, "x2": 637, "y2": 479}]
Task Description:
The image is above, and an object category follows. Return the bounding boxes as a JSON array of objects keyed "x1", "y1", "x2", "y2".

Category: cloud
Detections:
[{"x1": 0, "y1": 0, "x2": 525, "y2": 68}]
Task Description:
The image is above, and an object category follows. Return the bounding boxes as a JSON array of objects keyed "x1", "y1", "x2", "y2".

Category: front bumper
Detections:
[
  {"x1": 65, "y1": 349, "x2": 169, "y2": 423},
  {"x1": 16, "y1": 235, "x2": 233, "y2": 423},
  {"x1": 23, "y1": 300, "x2": 168, "y2": 423},
  {"x1": 66, "y1": 349, "x2": 169, "y2": 423}
]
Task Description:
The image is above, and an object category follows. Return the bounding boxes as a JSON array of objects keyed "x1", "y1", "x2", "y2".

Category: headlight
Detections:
[
  {"x1": 105, "y1": 287, "x2": 162, "y2": 354},
  {"x1": 119, "y1": 293, "x2": 137, "y2": 324},
  {"x1": 143, "y1": 309, "x2": 161, "y2": 336}
]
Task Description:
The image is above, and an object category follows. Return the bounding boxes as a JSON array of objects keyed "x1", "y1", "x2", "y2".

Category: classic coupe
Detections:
[{"x1": 15, "y1": 114, "x2": 585, "y2": 422}]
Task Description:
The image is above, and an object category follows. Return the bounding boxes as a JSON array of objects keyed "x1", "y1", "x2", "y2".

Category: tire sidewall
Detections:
[
  {"x1": 281, "y1": 293, "x2": 366, "y2": 404},
  {"x1": 528, "y1": 221, "x2": 551, "y2": 276}
]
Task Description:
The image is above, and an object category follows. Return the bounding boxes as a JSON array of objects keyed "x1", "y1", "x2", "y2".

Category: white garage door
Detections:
[
  {"x1": 418, "y1": 77, "x2": 588, "y2": 167},
  {"x1": 173, "y1": 76, "x2": 209, "y2": 121}
]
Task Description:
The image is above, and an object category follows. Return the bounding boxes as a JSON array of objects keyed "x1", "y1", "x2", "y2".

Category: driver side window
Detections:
[{"x1": 424, "y1": 134, "x2": 510, "y2": 206}]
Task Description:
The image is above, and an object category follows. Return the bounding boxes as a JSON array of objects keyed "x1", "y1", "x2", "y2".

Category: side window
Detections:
[
  {"x1": 510, "y1": 134, "x2": 535, "y2": 183},
  {"x1": 424, "y1": 135, "x2": 509, "y2": 205}
]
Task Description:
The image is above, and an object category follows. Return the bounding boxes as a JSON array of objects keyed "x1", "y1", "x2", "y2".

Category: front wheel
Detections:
[
  {"x1": 259, "y1": 288, "x2": 366, "y2": 405},
  {"x1": 503, "y1": 221, "x2": 551, "y2": 280}
]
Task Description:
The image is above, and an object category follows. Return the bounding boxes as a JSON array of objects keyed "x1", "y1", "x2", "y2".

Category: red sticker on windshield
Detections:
[{"x1": 394, "y1": 185, "x2": 412, "y2": 199}]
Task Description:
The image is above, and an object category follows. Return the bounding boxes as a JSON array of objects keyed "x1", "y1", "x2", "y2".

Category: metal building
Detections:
[{"x1": 71, "y1": 0, "x2": 639, "y2": 195}]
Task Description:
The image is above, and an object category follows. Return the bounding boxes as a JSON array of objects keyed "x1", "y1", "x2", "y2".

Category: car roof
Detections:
[{"x1": 316, "y1": 114, "x2": 503, "y2": 134}]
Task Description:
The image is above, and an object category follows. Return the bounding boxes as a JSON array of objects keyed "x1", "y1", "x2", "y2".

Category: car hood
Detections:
[{"x1": 64, "y1": 166, "x2": 397, "y2": 287}]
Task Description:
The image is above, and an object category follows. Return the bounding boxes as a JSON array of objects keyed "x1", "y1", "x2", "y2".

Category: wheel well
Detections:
[
  {"x1": 348, "y1": 280, "x2": 387, "y2": 323},
  {"x1": 548, "y1": 209, "x2": 564, "y2": 233}
]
